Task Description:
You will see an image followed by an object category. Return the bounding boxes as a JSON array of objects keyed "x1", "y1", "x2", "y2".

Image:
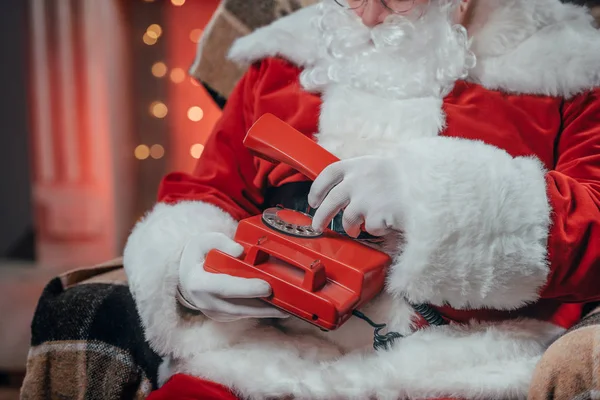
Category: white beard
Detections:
[
  {"x1": 301, "y1": 0, "x2": 476, "y2": 100},
  {"x1": 297, "y1": 1, "x2": 476, "y2": 160}
]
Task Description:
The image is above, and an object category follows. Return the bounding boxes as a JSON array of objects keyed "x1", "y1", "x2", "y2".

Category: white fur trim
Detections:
[
  {"x1": 227, "y1": 0, "x2": 600, "y2": 97},
  {"x1": 468, "y1": 0, "x2": 600, "y2": 97},
  {"x1": 227, "y1": 5, "x2": 321, "y2": 68},
  {"x1": 384, "y1": 137, "x2": 552, "y2": 310},
  {"x1": 173, "y1": 318, "x2": 564, "y2": 400},
  {"x1": 157, "y1": 357, "x2": 173, "y2": 387},
  {"x1": 278, "y1": 293, "x2": 419, "y2": 353},
  {"x1": 316, "y1": 86, "x2": 444, "y2": 159},
  {"x1": 123, "y1": 201, "x2": 260, "y2": 359}
]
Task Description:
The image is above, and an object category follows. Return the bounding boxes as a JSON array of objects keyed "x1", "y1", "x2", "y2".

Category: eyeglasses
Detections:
[{"x1": 334, "y1": 0, "x2": 416, "y2": 14}]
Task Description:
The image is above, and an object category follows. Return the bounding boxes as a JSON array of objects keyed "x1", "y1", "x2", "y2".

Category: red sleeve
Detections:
[
  {"x1": 156, "y1": 62, "x2": 266, "y2": 221},
  {"x1": 156, "y1": 57, "x2": 320, "y2": 221},
  {"x1": 541, "y1": 88, "x2": 600, "y2": 302}
]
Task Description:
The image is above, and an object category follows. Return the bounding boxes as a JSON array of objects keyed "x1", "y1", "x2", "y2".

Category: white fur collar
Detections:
[{"x1": 228, "y1": 0, "x2": 600, "y2": 98}]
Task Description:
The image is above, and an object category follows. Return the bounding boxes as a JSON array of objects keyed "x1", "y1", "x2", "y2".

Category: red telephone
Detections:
[{"x1": 203, "y1": 114, "x2": 392, "y2": 331}]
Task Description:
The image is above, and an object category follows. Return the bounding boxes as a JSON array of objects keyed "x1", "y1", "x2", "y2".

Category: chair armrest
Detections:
[{"x1": 529, "y1": 306, "x2": 600, "y2": 399}]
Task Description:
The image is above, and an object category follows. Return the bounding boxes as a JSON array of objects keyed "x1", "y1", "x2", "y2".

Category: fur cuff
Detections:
[
  {"x1": 179, "y1": 319, "x2": 564, "y2": 400},
  {"x1": 123, "y1": 201, "x2": 256, "y2": 359},
  {"x1": 386, "y1": 137, "x2": 552, "y2": 310}
]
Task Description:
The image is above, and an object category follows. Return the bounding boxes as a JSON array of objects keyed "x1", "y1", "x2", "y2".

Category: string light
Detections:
[
  {"x1": 143, "y1": 32, "x2": 157, "y2": 45},
  {"x1": 151, "y1": 62, "x2": 167, "y2": 78},
  {"x1": 150, "y1": 101, "x2": 168, "y2": 118},
  {"x1": 187, "y1": 106, "x2": 204, "y2": 122},
  {"x1": 150, "y1": 144, "x2": 165, "y2": 159},
  {"x1": 135, "y1": 145, "x2": 150, "y2": 160},
  {"x1": 170, "y1": 68, "x2": 186, "y2": 83},
  {"x1": 146, "y1": 24, "x2": 163, "y2": 39},
  {"x1": 190, "y1": 144, "x2": 204, "y2": 159},
  {"x1": 189, "y1": 29, "x2": 203, "y2": 43},
  {"x1": 171, "y1": 0, "x2": 185, "y2": 5}
]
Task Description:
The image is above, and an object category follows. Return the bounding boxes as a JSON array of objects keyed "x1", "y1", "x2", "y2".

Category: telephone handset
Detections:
[
  {"x1": 242, "y1": 113, "x2": 339, "y2": 181},
  {"x1": 203, "y1": 114, "x2": 392, "y2": 332}
]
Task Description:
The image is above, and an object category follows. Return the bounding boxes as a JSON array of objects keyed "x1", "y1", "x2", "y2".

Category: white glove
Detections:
[
  {"x1": 177, "y1": 232, "x2": 289, "y2": 322},
  {"x1": 308, "y1": 156, "x2": 404, "y2": 238}
]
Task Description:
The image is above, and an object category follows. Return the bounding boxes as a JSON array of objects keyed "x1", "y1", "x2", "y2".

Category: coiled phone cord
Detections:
[
  {"x1": 352, "y1": 303, "x2": 448, "y2": 351},
  {"x1": 411, "y1": 303, "x2": 448, "y2": 327},
  {"x1": 351, "y1": 310, "x2": 404, "y2": 351}
]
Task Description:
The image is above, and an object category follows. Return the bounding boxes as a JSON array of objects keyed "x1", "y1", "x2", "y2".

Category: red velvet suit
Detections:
[{"x1": 160, "y1": 57, "x2": 600, "y2": 327}]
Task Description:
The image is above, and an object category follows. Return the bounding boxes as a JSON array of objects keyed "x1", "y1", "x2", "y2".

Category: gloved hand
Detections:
[
  {"x1": 177, "y1": 232, "x2": 289, "y2": 322},
  {"x1": 308, "y1": 156, "x2": 403, "y2": 238}
]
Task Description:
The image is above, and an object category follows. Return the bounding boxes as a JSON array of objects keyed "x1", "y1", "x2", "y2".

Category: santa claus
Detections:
[{"x1": 123, "y1": 0, "x2": 600, "y2": 399}]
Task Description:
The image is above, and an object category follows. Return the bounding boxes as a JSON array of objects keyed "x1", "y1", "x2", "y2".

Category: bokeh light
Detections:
[
  {"x1": 170, "y1": 68, "x2": 186, "y2": 83},
  {"x1": 150, "y1": 144, "x2": 165, "y2": 159},
  {"x1": 146, "y1": 24, "x2": 163, "y2": 39},
  {"x1": 143, "y1": 33, "x2": 157, "y2": 45},
  {"x1": 150, "y1": 101, "x2": 168, "y2": 118},
  {"x1": 134, "y1": 145, "x2": 150, "y2": 160},
  {"x1": 190, "y1": 144, "x2": 204, "y2": 159},
  {"x1": 151, "y1": 62, "x2": 167, "y2": 78},
  {"x1": 187, "y1": 106, "x2": 204, "y2": 122},
  {"x1": 189, "y1": 29, "x2": 203, "y2": 43}
]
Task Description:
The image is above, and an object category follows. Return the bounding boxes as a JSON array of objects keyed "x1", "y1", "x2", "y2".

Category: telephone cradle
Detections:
[
  {"x1": 203, "y1": 113, "x2": 393, "y2": 331},
  {"x1": 204, "y1": 207, "x2": 390, "y2": 330}
]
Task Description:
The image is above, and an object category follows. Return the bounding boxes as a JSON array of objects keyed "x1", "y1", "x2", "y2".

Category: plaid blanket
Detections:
[{"x1": 20, "y1": 260, "x2": 162, "y2": 400}]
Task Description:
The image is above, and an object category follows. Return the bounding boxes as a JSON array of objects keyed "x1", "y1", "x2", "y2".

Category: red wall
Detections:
[{"x1": 165, "y1": 0, "x2": 222, "y2": 174}]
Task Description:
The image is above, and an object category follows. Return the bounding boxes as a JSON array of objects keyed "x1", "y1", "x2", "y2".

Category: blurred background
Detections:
[{"x1": 0, "y1": 0, "x2": 222, "y2": 396}]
